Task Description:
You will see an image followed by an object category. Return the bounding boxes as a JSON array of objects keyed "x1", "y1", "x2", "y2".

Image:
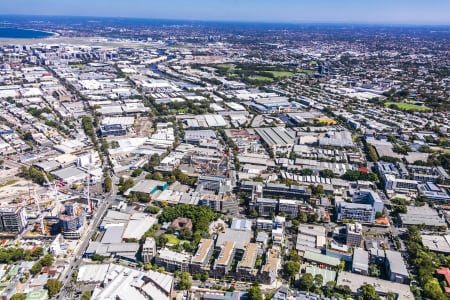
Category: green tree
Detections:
[
  {"x1": 201, "y1": 272, "x2": 209, "y2": 282},
  {"x1": 80, "y1": 291, "x2": 91, "y2": 300},
  {"x1": 299, "y1": 273, "x2": 314, "y2": 292},
  {"x1": 119, "y1": 178, "x2": 134, "y2": 193},
  {"x1": 360, "y1": 284, "x2": 380, "y2": 300},
  {"x1": 298, "y1": 211, "x2": 308, "y2": 223},
  {"x1": 178, "y1": 272, "x2": 192, "y2": 290},
  {"x1": 319, "y1": 169, "x2": 335, "y2": 178},
  {"x1": 39, "y1": 254, "x2": 54, "y2": 267},
  {"x1": 30, "y1": 262, "x2": 42, "y2": 275},
  {"x1": 369, "y1": 263, "x2": 380, "y2": 277},
  {"x1": 314, "y1": 274, "x2": 323, "y2": 287},
  {"x1": 144, "y1": 205, "x2": 160, "y2": 214},
  {"x1": 46, "y1": 279, "x2": 62, "y2": 298},
  {"x1": 104, "y1": 177, "x2": 113, "y2": 192},
  {"x1": 284, "y1": 261, "x2": 300, "y2": 280},
  {"x1": 10, "y1": 294, "x2": 26, "y2": 300},
  {"x1": 247, "y1": 284, "x2": 263, "y2": 300}
]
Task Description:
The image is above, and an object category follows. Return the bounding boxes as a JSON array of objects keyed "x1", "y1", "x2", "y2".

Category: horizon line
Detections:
[{"x1": 1, "y1": 14, "x2": 450, "y2": 27}]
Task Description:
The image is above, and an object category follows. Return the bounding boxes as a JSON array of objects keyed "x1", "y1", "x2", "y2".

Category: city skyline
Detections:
[{"x1": 0, "y1": 0, "x2": 449, "y2": 25}]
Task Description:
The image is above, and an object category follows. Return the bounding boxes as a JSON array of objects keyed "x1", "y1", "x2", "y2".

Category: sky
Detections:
[{"x1": 0, "y1": 0, "x2": 449, "y2": 25}]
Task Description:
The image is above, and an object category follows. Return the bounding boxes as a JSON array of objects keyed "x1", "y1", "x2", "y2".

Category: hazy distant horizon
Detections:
[
  {"x1": 0, "y1": 0, "x2": 449, "y2": 26},
  {"x1": 0, "y1": 14, "x2": 449, "y2": 28}
]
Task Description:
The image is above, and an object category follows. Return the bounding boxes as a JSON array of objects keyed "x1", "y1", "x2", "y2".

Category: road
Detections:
[{"x1": 57, "y1": 192, "x2": 116, "y2": 300}]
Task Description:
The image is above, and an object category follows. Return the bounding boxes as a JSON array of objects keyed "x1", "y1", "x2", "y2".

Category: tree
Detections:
[
  {"x1": 299, "y1": 273, "x2": 314, "y2": 292},
  {"x1": 200, "y1": 272, "x2": 209, "y2": 282},
  {"x1": 284, "y1": 261, "x2": 300, "y2": 280},
  {"x1": 247, "y1": 284, "x2": 263, "y2": 300},
  {"x1": 46, "y1": 279, "x2": 62, "y2": 298},
  {"x1": 39, "y1": 254, "x2": 54, "y2": 267},
  {"x1": 178, "y1": 272, "x2": 192, "y2": 290},
  {"x1": 423, "y1": 278, "x2": 446, "y2": 300},
  {"x1": 298, "y1": 212, "x2": 308, "y2": 223},
  {"x1": 119, "y1": 178, "x2": 134, "y2": 193},
  {"x1": 30, "y1": 262, "x2": 42, "y2": 275},
  {"x1": 104, "y1": 177, "x2": 113, "y2": 192},
  {"x1": 311, "y1": 185, "x2": 324, "y2": 196},
  {"x1": 369, "y1": 263, "x2": 380, "y2": 277},
  {"x1": 131, "y1": 168, "x2": 143, "y2": 177},
  {"x1": 314, "y1": 274, "x2": 323, "y2": 288},
  {"x1": 360, "y1": 284, "x2": 380, "y2": 300},
  {"x1": 10, "y1": 294, "x2": 26, "y2": 300},
  {"x1": 144, "y1": 205, "x2": 160, "y2": 214},
  {"x1": 319, "y1": 169, "x2": 335, "y2": 178},
  {"x1": 307, "y1": 213, "x2": 318, "y2": 223},
  {"x1": 80, "y1": 291, "x2": 91, "y2": 300}
]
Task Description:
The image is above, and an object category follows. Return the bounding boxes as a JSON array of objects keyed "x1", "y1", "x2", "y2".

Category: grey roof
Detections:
[
  {"x1": 230, "y1": 218, "x2": 252, "y2": 231},
  {"x1": 352, "y1": 248, "x2": 369, "y2": 271},
  {"x1": 101, "y1": 225, "x2": 125, "y2": 244},
  {"x1": 385, "y1": 250, "x2": 409, "y2": 277},
  {"x1": 52, "y1": 166, "x2": 87, "y2": 181},
  {"x1": 216, "y1": 228, "x2": 252, "y2": 251},
  {"x1": 399, "y1": 205, "x2": 446, "y2": 227}
]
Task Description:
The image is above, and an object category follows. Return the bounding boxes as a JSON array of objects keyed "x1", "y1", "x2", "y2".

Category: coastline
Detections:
[{"x1": 0, "y1": 27, "x2": 59, "y2": 39}]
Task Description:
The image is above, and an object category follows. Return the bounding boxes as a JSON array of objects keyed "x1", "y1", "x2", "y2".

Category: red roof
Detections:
[
  {"x1": 358, "y1": 167, "x2": 369, "y2": 173},
  {"x1": 436, "y1": 267, "x2": 450, "y2": 293}
]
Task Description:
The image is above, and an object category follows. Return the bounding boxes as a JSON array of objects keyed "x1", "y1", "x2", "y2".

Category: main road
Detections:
[{"x1": 57, "y1": 188, "x2": 117, "y2": 300}]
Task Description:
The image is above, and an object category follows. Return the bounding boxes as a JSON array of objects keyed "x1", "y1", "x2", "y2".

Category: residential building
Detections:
[
  {"x1": 337, "y1": 202, "x2": 375, "y2": 223},
  {"x1": 255, "y1": 198, "x2": 277, "y2": 217},
  {"x1": 236, "y1": 243, "x2": 258, "y2": 281},
  {"x1": 213, "y1": 241, "x2": 236, "y2": 277},
  {"x1": 278, "y1": 199, "x2": 299, "y2": 217},
  {"x1": 260, "y1": 248, "x2": 280, "y2": 285},
  {"x1": 346, "y1": 223, "x2": 363, "y2": 247},
  {"x1": 0, "y1": 207, "x2": 27, "y2": 233},
  {"x1": 155, "y1": 248, "x2": 190, "y2": 272},
  {"x1": 191, "y1": 239, "x2": 214, "y2": 274},
  {"x1": 142, "y1": 237, "x2": 156, "y2": 264}
]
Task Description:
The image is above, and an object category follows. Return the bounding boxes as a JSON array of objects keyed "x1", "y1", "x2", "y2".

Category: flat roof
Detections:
[
  {"x1": 126, "y1": 179, "x2": 166, "y2": 195},
  {"x1": 385, "y1": 250, "x2": 409, "y2": 277},
  {"x1": 215, "y1": 241, "x2": 236, "y2": 267},
  {"x1": 237, "y1": 243, "x2": 258, "y2": 270},
  {"x1": 216, "y1": 228, "x2": 252, "y2": 251},
  {"x1": 337, "y1": 271, "x2": 413, "y2": 300},
  {"x1": 421, "y1": 235, "x2": 450, "y2": 254},
  {"x1": 158, "y1": 248, "x2": 190, "y2": 263},
  {"x1": 303, "y1": 251, "x2": 340, "y2": 267},
  {"x1": 101, "y1": 225, "x2": 125, "y2": 244},
  {"x1": 262, "y1": 248, "x2": 279, "y2": 273},
  {"x1": 304, "y1": 266, "x2": 336, "y2": 284},
  {"x1": 352, "y1": 248, "x2": 369, "y2": 271},
  {"x1": 192, "y1": 239, "x2": 214, "y2": 264}
]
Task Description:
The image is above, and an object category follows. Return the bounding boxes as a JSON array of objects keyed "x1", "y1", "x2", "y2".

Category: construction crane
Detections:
[{"x1": 32, "y1": 189, "x2": 45, "y2": 235}]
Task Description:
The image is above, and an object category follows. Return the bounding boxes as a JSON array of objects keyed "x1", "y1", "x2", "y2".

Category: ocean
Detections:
[{"x1": 0, "y1": 27, "x2": 54, "y2": 39}]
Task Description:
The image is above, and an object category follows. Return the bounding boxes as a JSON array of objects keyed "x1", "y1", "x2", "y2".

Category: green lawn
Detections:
[
  {"x1": 385, "y1": 101, "x2": 432, "y2": 111},
  {"x1": 251, "y1": 76, "x2": 274, "y2": 83},
  {"x1": 431, "y1": 147, "x2": 450, "y2": 155},
  {"x1": 163, "y1": 234, "x2": 180, "y2": 246},
  {"x1": 267, "y1": 71, "x2": 293, "y2": 78}
]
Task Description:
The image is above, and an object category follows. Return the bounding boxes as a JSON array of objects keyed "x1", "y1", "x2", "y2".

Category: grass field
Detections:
[
  {"x1": 0, "y1": 179, "x2": 19, "y2": 188},
  {"x1": 385, "y1": 101, "x2": 432, "y2": 111},
  {"x1": 252, "y1": 76, "x2": 274, "y2": 82},
  {"x1": 431, "y1": 147, "x2": 450, "y2": 155},
  {"x1": 163, "y1": 234, "x2": 180, "y2": 246},
  {"x1": 267, "y1": 71, "x2": 293, "y2": 78}
]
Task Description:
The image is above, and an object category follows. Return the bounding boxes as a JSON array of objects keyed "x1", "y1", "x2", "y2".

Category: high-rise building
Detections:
[{"x1": 0, "y1": 207, "x2": 27, "y2": 233}]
